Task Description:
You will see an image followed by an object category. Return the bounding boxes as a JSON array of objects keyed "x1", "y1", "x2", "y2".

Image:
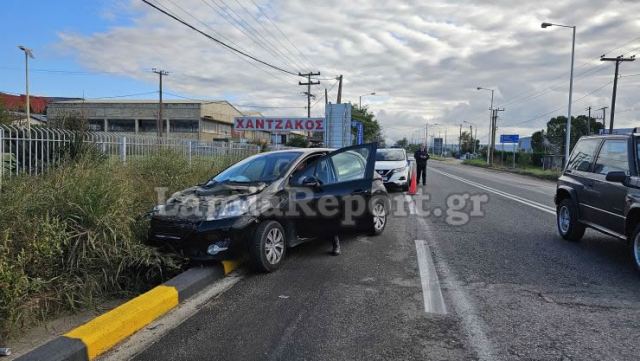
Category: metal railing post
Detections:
[
  {"x1": 119, "y1": 136, "x2": 127, "y2": 163},
  {"x1": 188, "y1": 140, "x2": 193, "y2": 165}
]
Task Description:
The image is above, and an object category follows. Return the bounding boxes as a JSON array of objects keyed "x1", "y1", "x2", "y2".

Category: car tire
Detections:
[
  {"x1": 630, "y1": 224, "x2": 640, "y2": 272},
  {"x1": 367, "y1": 196, "x2": 388, "y2": 236},
  {"x1": 402, "y1": 180, "x2": 410, "y2": 192},
  {"x1": 249, "y1": 220, "x2": 286, "y2": 273},
  {"x1": 556, "y1": 198, "x2": 585, "y2": 241}
]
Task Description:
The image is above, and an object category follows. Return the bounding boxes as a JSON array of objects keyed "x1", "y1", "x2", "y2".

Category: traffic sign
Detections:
[{"x1": 500, "y1": 134, "x2": 519, "y2": 143}]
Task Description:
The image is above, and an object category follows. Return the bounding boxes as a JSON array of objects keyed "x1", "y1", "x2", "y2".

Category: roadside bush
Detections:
[{"x1": 0, "y1": 149, "x2": 244, "y2": 339}]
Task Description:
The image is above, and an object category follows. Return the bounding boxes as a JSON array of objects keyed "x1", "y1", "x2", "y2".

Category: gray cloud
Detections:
[{"x1": 58, "y1": 0, "x2": 640, "y2": 144}]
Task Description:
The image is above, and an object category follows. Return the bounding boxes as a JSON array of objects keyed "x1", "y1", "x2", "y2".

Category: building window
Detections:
[
  {"x1": 108, "y1": 119, "x2": 135, "y2": 132},
  {"x1": 170, "y1": 119, "x2": 198, "y2": 133},
  {"x1": 88, "y1": 119, "x2": 104, "y2": 131},
  {"x1": 139, "y1": 119, "x2": 157, "y2": 133}
]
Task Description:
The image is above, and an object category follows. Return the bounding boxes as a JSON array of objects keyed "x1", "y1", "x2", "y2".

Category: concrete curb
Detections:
[{"x1": 16, "y1": 261, "x2": 241, "y2": 361}]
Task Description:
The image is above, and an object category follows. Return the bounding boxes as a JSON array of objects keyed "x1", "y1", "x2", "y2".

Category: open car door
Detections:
[{"x1": 289, "y1": 143, "x2": 378, "y2": 237}]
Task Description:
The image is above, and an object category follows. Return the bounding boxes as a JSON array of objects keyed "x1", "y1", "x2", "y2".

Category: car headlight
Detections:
[
  {"x1": 206, "y1": 198, "x2": 255, "y2": 221},
  {"x1": 393, "y1": 166, "x2": 408, "y2": 173}
]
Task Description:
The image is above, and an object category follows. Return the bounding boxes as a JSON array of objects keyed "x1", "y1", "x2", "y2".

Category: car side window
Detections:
[
  {"x1": 594, "y1": 140, "x2": 629, "y2": 175},
  {"x1": 566, "y1": 139, "x2": 600, "y2": 172},
  {"x1": 328, "y1": 150, "x2": 368, "y2": 183}
]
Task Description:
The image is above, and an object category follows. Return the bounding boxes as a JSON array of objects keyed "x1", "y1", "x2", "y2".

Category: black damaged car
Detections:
[{"x1": 147, "y1": 143, "x2": 389, "y2": 272}]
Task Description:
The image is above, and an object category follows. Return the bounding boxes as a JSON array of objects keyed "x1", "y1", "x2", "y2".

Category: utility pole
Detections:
[
  {"x1": 489, "y1": 108, "x2": 505, "y2": 166},
  {"x1": 325, "y1": 88, "x2": 328, "y2": 105},
  {"x1": 458, "y1": 124, "x2": 462, "y2": 156},
  {"x1": 601, "y1": 55, "x2": 636, "y2": 133},
  {"x1": 299, "y1": 72, "x2": 320, "y2": 118},
  {"x1": 336, "y1": 75, "x2": 343, "y2": 104},
  {"x1": 598, "y1": 106, "x2": 608, "y2": 134},
  {"x1": 470, "y1": 125, "x2": 475, "y2": 154},
  {"x1": 586, "y1": 106, "x2": 592, "y2": 135},
  {"x1": 152, "y1": 68, "x2": 169, "y2": 138}
]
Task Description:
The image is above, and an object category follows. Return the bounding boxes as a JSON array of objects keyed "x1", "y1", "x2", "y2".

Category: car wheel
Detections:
[
  {"x1": 630, "y1": 224, "x2": 640, "y2": 272},
  {"x1": 402, "y1": 180, "x2": 410, "y2": 192},
  {"x1": 368, "y1": 196, "x2": 388, "y2": 236},
  {"x1": 249, "y1": 220, "x2": 286, "y2": 273},
  {"x1": 557, "y1": 198, "x2": 585, "y2": 241}
]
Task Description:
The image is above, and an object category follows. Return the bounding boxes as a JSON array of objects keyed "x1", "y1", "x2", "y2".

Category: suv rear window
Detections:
[{"x1": 566, "y1": 139, "x2": 600, "y2": 172}]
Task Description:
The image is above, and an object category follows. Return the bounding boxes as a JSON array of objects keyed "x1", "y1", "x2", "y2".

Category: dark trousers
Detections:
[{"x1": 416, "y1": 163, "x2": 427, "y2": 185}]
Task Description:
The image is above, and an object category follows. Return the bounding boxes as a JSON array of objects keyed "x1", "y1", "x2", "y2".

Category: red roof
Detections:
[{"x1": 0, "y1": 92, "x2": 49, "y2": 114}]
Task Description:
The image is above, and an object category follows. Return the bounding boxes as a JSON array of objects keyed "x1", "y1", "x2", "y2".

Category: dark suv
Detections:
[{"x1": 555, "y1": 132, "x2": 640, "y2": 271}]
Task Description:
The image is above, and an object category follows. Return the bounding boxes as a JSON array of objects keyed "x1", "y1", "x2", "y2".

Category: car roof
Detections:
[
  {"x1": 578, "y1": 134, "x2": 631, "y2": 140},
  {"x1": 261, "y1": 148, "x2": 333, "y2": 155}
]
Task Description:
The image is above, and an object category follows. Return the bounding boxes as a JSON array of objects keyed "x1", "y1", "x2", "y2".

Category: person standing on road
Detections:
[{"x1": 414, "y1": 144, "x2": 430, "y2": 186}]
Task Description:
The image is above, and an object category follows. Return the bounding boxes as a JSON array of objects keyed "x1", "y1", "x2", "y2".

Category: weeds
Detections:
[{"x1": 0, "y1": 149, "x2": 243, "y2": 338}]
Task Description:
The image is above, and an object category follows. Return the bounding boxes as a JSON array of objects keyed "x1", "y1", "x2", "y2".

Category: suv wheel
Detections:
[
  {"x1": 631, "y1": 225, "x2": 640, "y2": 272},
  {"x1": 557, "y1": 198, "x2": 585, "y2": 241},
  {"x1": 368, "y1": 196, "x2": 388, "y2": 236},
  {"x1": 249, "y1": 220, "x2": 286, "y2": 273}
]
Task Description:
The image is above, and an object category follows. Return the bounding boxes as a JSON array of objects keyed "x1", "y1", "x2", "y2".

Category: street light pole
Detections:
[
  {"x1": 359, "y1": 92, "x2": 376, "y2": 110},
  {"x1": 18, "y1": 46, "x2": 34, "y2": 134},
  {"x1": 477, "y1": 87, "x2": 494, "y2": 164},
  {"x1": 542, "y1": 22, "x2": 575, "y2": 166}
]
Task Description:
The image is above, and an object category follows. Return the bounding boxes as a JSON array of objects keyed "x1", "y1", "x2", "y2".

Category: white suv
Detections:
[{"x1": 375, "y1": 148, "x2": 411, "y2": 191}]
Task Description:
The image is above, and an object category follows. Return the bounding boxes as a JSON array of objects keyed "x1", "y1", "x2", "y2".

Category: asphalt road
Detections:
[{"x1": 130, "y1": 161, "x2": 640, "y2": 361}]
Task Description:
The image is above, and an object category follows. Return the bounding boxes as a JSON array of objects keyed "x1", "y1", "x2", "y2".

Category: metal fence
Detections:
[{"x1": 0, "y1": 125, "x2": 260, "y2": 181}]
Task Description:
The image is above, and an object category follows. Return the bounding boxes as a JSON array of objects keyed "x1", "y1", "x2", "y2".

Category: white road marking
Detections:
[
  {"x1": 415, "y1": 239, "x2": 447, "y2": 314},
  {"x1": 415, "y1": 213, "x2": 499, "y2": 361},
  {"x1": 430, "y1": 167, "x2": 556, "y2": 215}
]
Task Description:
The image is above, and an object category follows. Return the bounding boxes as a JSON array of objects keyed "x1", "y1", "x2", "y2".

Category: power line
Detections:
[
  {"x1": 497, "y1": 35, "x2": 640, "y2": 108},
  {"x1": 142, "y1": 0, "x2": 300, "y2": 77},
  {"x1": 248, "y1": 0, "x2": 319, "y2": 71},
  {"x1": 199, "y1": 0, "x2": 302, "y2": 75},
  {"x1": 505, "y1": 79, "x2": 614, "y2": 126},
  {"x1": 229, "y1": 0, "x2": 310, "y2": 72},
  {"x1": 160, "y1": 0, "x2": 294, "y2": 83}
]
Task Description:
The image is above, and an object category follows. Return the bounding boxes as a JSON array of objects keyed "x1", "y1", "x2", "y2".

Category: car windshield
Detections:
[
  {"x1": 207, "y1": 151, "x2": 302, "y2": 184},
  {"x1": 376, "y1": 149, "x2": 405, "y2": 161}
]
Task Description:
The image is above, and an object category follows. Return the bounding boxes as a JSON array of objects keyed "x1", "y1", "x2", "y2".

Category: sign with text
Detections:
[
  {"x1": 234, "y1": 117, "x2": 324, "y2": 132},
  {"x1": 500, "y1": 134, "x2": 519, "y2": 143}
]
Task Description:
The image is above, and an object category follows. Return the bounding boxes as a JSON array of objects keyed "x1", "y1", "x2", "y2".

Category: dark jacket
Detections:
[{"x1": 414, "y1": 149, "x2": 430, "y2": 165}]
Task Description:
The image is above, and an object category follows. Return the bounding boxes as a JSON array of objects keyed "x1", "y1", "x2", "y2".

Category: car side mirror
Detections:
[
  {"x1": 301, "y1": 176, "x2": 320, "y2": 188},
  {"x1": 605, "y1": 171, "x2": 628, "y2": 184}
]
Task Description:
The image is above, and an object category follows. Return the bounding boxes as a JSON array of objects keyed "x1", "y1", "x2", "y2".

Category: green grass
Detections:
[
  {"x1": 0, "y1": 149, "x2": 246, "y2": 339},
  {"x1": 462, "y1": 158, "x2": 560, "y2": 181}
]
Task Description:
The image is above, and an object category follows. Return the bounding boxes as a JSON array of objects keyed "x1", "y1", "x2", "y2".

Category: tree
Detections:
[
  {"x1": 459, "y1": 131, "x2": 476, "y2": 153},
  {"x1": 394, "y1": 137, "x2": 409, "y2": 148},
  {"x1": 546, "y1": 115, "x2": 604, "y2": 155},
  {"x1": 531, "y1": 130, "x2": 545, "y2": 153},
  {"x1": 0, "y1": 102, "x2": 17, "y2": 126},
  {"x1": 286, "y1": 136, "x2": 309, "y2": 148},
  {"x1": 351, "y1": 105, "x2": 382, "y2": 143},
  {"x1": 48, "y1": 112, "x2": 88, "y2": 132}
]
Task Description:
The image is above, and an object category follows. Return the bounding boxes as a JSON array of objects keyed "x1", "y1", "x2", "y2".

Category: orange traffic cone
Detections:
[{"x1": 408, "y1": 167, "x2": 417, "y2": 195}]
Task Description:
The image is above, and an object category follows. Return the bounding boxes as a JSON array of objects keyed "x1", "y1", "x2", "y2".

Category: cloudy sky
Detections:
[{"x1": 3, "y1": 0, "x2": 640, "y2": 144}]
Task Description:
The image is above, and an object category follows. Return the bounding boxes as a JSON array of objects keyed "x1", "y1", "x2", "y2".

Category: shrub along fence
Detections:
[
  {"x1": 0, "y1": 125, "x2": 260, "y2": 185},
  {"x1": 0, "y1": 126, "x2": 260, "y2": 340}
]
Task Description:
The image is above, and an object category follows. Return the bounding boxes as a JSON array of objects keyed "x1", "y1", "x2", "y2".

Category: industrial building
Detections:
[{"x1": 46, "y1": 99, "x2": 271, "y2": 142}]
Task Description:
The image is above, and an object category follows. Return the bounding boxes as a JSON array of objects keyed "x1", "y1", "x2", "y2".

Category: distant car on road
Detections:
[
  {"x1": 375, "y1": 148, "x2": 412, "y2": 191},
  {"x1": 148, "y1": 143, "x2": 389, "y2": 272},
  {"x1": 555, "y1": 132, "x2": 640, "y2": 271}
]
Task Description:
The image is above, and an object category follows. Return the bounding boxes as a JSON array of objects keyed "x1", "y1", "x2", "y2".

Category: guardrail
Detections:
[{"x1": 0, "y1": 125, "x2": 260, "y2": 181}]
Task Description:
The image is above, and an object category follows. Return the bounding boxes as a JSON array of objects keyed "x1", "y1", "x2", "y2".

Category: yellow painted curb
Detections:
[
  {"x1": 222, "y1": 260, "x2": 242, "y2": 275},
  {"x1": 65, "y1": 285, "x2": 179, "y2": 360}
]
